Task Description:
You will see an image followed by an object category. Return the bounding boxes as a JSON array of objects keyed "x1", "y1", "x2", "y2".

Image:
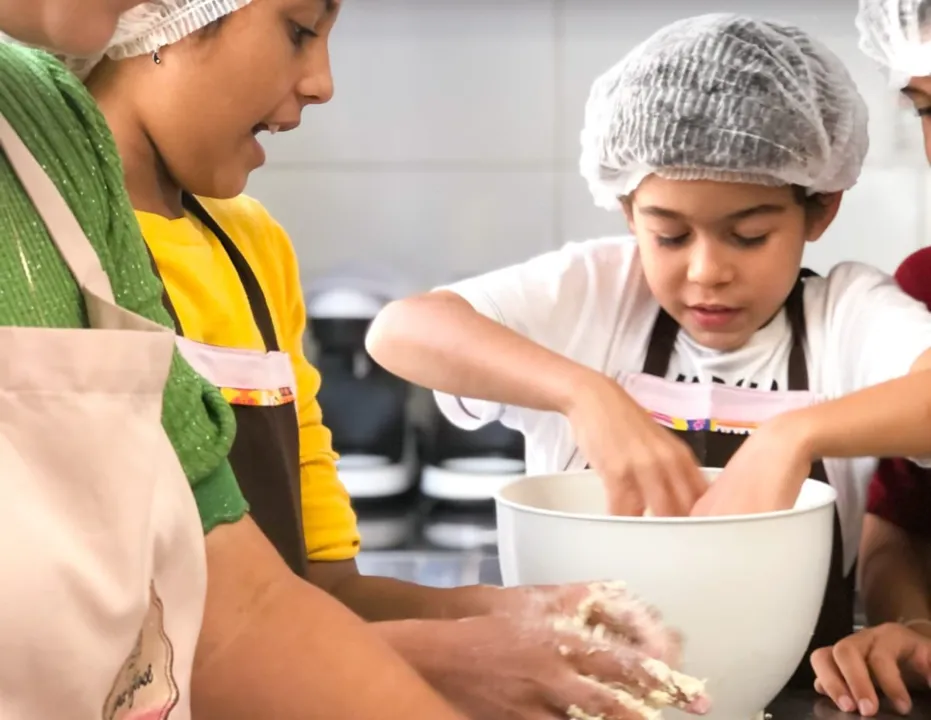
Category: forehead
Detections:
[{"x1": 633, "y1": 177, "x2": 794, "y2": 216}]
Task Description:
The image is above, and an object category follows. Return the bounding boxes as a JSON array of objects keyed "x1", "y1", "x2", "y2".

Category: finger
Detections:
[
  {"x1": 810, "y1": 647, "x2": 857, "y2": 714},
  {"x1": 638, "y1": 458, "x2": 685, "y2": 517},
  {"x1": 833, "y1": 641, "x2": 880, "y2": 716},
  {"x1": 869, "y1": 643, "x2": 914, "y2": 715},
  {"x1": 605, "y1": 474, "x2": 645, "y2": 516},
  {"x1": 586, "y1": 598, "x2": 682, "y2": 666},
  {"x1": 672, "y1": 446, "x2": 707, "y2": 513},
  {"x1": 557, "y1": 675, "x2": 648, "y2": 720},
  {"x1": 572, "y1": 646, "x2": 708, "y2": 712}
]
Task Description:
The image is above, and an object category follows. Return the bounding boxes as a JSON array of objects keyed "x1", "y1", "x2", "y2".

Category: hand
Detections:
[
  {"x1": 810, "y1": 623, "x2": 931, "y2": 716},
  {"x1": 568, "y1": 374, "x2": 707, "y2": 516},
  {"x1": 407, "y1": 582, "x2": 711, "y2": 720},
  {"x1": 691, "y1": 415, "x2": 811, "y2": 517}
]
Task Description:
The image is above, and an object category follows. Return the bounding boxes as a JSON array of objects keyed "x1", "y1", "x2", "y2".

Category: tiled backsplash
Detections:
[{"x1": 247, "y1": 0, "x2": 931, "y2": 294}]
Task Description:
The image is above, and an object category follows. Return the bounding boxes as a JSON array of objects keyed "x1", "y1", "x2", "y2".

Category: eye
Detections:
[
  {"x1": 917, "y1": 106, "x2": 931, "y2": 118},
  {"x1": 655, "y1": 233, "x2": 690, "y2": 248},
  {"x1": 289, "y1": 20, "x2": 318, "y2": 47},
  {"x1": 732, "y1": 234, "x2": 768, "y2": 248}
]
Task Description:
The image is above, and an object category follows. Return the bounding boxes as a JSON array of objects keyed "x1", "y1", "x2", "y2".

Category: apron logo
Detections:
[{"x1": 103, "y1": 583, "x2": 179, "y2": 720}]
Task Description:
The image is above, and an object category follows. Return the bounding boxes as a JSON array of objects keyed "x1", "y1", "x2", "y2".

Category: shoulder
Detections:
[{"x1": 196, "y1": 194, "x2": 297, "y2": 269}]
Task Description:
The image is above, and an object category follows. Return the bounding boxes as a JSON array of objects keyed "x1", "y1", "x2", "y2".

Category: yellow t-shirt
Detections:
[{"x1": 137, "y1": 195, "x2": 360, "y2": 562}]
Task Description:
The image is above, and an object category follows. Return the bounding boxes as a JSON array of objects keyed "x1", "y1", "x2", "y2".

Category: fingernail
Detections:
[
  {"x1": 859, "y1": 699, "x2": 876, "y2": 716},
  {"x1": 839, "y1": 696, "x2": 856, "y2": 713},
  {"x1": 686, "y1": 696, "x2": 712, "y2": 715},
  {"x1": 895, "y1": 700, "x2": 912, "y2": 715}
]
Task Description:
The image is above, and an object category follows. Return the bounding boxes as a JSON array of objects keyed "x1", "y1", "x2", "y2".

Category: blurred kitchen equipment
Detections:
[
  {"x1": 418, "y1": 404, "x2": 525, "y2": 502},
  {"x1": 306, "y1": 270, "x2": 415, "y2": 499},
  {"x1": 495, "y1": 468, "x2": 836, "y2": 720}
]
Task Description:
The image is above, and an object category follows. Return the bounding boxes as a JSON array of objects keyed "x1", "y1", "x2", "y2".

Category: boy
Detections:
[{"x1": 367, "y1": 13, "x2": 931, "y2": 688}]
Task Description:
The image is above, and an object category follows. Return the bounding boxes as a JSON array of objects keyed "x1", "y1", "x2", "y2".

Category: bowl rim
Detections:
[{"x1": 494, "y1": 468, "x2": 837, "y2": 525}]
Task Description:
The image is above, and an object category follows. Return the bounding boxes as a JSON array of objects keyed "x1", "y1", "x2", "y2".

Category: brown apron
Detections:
[
  {"x1": 146, "y1": 194, "x2": 307, "y2": 577},
  {"x1": 636, "y1": 270, "x2": 854, "y2": 687}
]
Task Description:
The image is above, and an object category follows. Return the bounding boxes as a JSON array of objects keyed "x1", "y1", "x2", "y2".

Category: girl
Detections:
[
  {"x1": 58, "y1": 2, "x2": 709, "y2": 718},
  {"x1": 367, "y1": 12, "x2": 931, "y2": 692}
]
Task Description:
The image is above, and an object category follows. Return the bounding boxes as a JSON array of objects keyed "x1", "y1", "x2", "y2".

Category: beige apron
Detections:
[{"x1": 0, "y1": 114, "x2": 206, "y2": 719}]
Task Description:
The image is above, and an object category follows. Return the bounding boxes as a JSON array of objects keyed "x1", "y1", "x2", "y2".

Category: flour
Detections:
[{"x1": 549, "y1": 582, "x2": 707, "y2": 720}]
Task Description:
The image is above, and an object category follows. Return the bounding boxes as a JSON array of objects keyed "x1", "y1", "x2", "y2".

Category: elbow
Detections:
[{"x1": 365, "y1": 298, "x2": 407, "y2": 371}]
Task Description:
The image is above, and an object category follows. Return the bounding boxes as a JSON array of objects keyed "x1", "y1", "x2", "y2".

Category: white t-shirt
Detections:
[{"x1": 436, "y1": 237, "x2": 931, "y2": 572}]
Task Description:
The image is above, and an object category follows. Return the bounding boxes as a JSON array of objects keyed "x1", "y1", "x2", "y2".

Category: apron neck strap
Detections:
[
  {"x1": 0, "y1": 112, "x2": 115, "y2": 305},
  {"x1": 642, "y1": 269, "x2": 817, "y2": 391}
]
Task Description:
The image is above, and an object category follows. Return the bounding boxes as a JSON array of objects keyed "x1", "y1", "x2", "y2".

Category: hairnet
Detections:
[
  {"x1": 857, "y1": 0, "x2": 931, "y2": 84},
  {"x1": 579, "y1": 13, "x2": 870, "y2": 211},
  {"x1": 1, "y1": 0, "x2": 252, "y2": 80}
]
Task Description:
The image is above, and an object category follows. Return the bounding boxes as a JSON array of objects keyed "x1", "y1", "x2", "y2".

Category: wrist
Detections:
[
  {"x1": 768, "y1": 409, "x2": 819, "y2": 463},
  {"x1": 902, "y1": 618, "x2": 931, "y2": 639},
  {"x1": 559, "y1": 367, "x2": 618, "y2": 417}
]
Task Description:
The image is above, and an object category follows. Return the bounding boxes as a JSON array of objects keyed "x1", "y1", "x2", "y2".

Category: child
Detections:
[
  {"x1": 807, "y1": 3, "x2": 931, "y2": 716},
  {"x1": 367, "y1": 12, "x2": 931, "y2": 689}
]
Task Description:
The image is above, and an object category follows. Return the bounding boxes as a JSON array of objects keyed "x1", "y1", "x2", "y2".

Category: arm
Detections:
[
  {"x1": 366, "y1": 290, "x2": 596, "y2": 418},
  {"x1": 192, "y1": 516, "x2": 467, "y2": 720},
  {"x1": 859, "y1": 512, "x2": 931, "y2": 627},
  {"x1": 783, "y1": 354, "x2": 931, "y2": 462}
]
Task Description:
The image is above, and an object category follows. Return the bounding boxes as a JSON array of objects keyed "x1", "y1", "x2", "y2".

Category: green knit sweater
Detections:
[{"x1": 0, "y1": 43, "x2": 247, "y2": 532}]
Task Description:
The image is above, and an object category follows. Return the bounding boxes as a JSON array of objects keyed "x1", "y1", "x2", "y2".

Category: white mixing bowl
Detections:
[{"x1": 495, "y1": 468, "x2": 836, "y2": 720}]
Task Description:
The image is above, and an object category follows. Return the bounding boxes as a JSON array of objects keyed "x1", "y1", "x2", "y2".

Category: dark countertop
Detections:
[{"x1": 770, "y1": 690, "x2": 931, "y2": 720}]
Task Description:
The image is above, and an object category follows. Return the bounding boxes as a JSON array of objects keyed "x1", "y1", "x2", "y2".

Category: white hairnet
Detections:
[
  {"x1": 857, "y1": 0, "x2": 931, "y2": 84},
  {"x1": 579, "y1": 13, "x2": 870, "y2": 211},
  {"x1": 1, "y1": 0, "x2": 252, "y2": 80}
]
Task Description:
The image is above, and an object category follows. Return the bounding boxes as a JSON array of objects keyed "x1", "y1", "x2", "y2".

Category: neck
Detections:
[{"x1": 86, "y1": 61, "x2": 185, "y2": 219}]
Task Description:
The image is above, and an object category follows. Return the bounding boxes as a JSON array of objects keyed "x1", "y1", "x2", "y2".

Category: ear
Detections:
[{"x1": 804, "y1": 192, "x2": 843, "y2": 243}]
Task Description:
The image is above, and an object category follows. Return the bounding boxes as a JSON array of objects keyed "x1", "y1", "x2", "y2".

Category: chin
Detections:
[
  {"x1": 685, "y1": 326, "x2": 752, "y2": 352},
  {"x1": 196, "y1": 170, "x2": 249, "y2": 201}
]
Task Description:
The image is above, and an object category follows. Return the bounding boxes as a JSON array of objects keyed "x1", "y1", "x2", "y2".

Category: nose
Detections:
[
  {"x1": 686, "y1": 237, "x2": 734, "y2": 287},
  {"x1": 297, "y1": 40, "x2": 335, "y2": 106}
]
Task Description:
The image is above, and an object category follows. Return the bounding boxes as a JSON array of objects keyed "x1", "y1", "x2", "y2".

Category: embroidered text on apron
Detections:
[
  {"x1": 146, "y1": 194, "x2": 307, "y2": 577},
  {"x1": 0, "y1": 114, "x2": 206, "y2": 718},
  {"x1": 636, "y1": 270, "x2": 854, "y2": 688}
]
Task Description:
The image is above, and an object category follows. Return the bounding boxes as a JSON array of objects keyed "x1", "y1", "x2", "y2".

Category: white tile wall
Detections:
[{"x1": 247, "y1": 0, "x2": 929, "y2": 292}]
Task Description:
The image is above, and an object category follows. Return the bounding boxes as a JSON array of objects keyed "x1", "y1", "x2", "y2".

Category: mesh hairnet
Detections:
[
  {"x1": 579, "y1": 13, "x2": 870, "y2": 211},
  {"x1": 1, "y1": 0, "x2": 252, "y2": 80},
  {"x1": 857, "y1": 0, "x2": 931, "y2": 84}
]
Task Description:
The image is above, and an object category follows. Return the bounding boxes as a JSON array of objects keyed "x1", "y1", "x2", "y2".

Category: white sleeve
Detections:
[
  {"x1": 433, "y1": 237, "x2": 639, "y2": 432},
  {"x1": 817, "y1": 262, "x2": 931, "y2": 465}
]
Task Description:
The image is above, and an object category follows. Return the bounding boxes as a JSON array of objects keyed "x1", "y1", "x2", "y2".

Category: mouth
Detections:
[
  {"x1": 686, "y1": 304, "x2": 741, "y2": 330},
  {"x1": 252, "y1": 123, "x2": 282, "y2": 136}
]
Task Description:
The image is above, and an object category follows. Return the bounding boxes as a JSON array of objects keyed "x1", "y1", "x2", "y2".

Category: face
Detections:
[
  {"x1": 0, "y1": 0, "x2": 142, "y2": 54},
  {"x1": 108, "y1": 0, "x2": 340, "y2": 199},
  {"x1": 624, "y1": 177, "x2": 841, "y2": 351},
  {"x1": 902, "y1": 75, "x2": 931, "y2": 164}
]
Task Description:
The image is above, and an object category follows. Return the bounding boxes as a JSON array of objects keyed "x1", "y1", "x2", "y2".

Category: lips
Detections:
[
  {"x1": 252, "y1": 123, "x2": 281, "y2": 135},
  {"x1": 687, "y1": 305, "x2": 741, "y2": 330}
]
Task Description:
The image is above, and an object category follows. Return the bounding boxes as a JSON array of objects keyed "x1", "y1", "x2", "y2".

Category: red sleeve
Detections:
[
  {"x1": 867, "y1": 459, "x2": 931, "y2": 537},
  {"x1": 866, "y1": 247, "x2": 931, "y2": 533}
]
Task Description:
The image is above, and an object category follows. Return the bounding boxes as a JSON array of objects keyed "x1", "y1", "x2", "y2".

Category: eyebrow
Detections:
[{"x1": 637, "y1": 204, "x2": 788, "y2": 221}]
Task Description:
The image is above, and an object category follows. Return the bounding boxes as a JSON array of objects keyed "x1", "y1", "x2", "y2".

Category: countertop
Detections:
[{"x1": 769, "y1": 690, "x2": 931, "y2": 720}]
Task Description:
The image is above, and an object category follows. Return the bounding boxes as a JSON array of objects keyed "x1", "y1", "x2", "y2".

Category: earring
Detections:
[{"x1": 152, "y1": 49, "x2": 161, "y2": 65}]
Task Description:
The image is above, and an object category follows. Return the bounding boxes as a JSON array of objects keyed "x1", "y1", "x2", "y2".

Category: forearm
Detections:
[
  {"x1": 859, "y1": 514, "x2": 931, "y2": 626},
  {"x1": 792, "y1": 369, "x2": 931, "y2": 461},
  {"x1": 330, "y1": 573, "x2": 502, "y2": 621},
  {"x1": 194, "y1": 518, "x2": 466, "y2": 720},
  {"x1": 366, "y1": 291, "x2": 596, "y2": 415}
]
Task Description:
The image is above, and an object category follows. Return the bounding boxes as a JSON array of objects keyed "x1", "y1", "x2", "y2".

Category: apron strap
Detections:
[
  {"x1": 0, "y1": 112, "x2": 115, "y2": 305},
  {"x1": 784, "y1": 268, "x2": 818, "y2": 392},
  {"x1": 642, "y1": 306, "x2": 679, "y2": 378},
  {"x1": 180, "y1": 194, "x2": 281, "y2": 353}
]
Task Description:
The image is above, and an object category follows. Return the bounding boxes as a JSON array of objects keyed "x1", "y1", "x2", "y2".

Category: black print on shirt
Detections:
[{"x1": 674, "y1": 374, "x2": 779, "y2": 391}]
